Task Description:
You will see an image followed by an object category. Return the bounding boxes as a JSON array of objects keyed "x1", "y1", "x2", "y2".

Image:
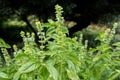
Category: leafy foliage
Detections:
[{"x1": 0, "y1": 5, "x2": 120, "y2": 80}]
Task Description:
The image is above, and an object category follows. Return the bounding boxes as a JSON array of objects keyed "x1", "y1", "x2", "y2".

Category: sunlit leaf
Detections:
[
  {"x1": 0, "y1": 72, "x2": 9, "y2": 79},
  {"x1": 48, "y1": 19, "x2": 56, "y2": 25},
  {"x1": 18, "y1": 61, "x2": 40, "y2": 74},
  {"x1": 49, "y1": 34, "x2": 59, "y2": 39},
  {"x1": 61, "y1": 26, "x2": 68, "y2": 33},
  {"x1": 67, "y1": 54, "x2": 79, "y2": 65},
  {"x1": 67, "y1": 69, "x2": 80, "y2": 80},
  {"x1": 112, "y1": 42, "x2": 120, "y2": 47},
  {"x1": 46, "y1": 27, "x2": 55, "y2": 36},
  {"x1": 0, "y1": 38, "x2": 11, "y2": 48},
  {"x1": 46, "y1": 60, "x2": 58, "y2": 80},
  {"x1": 67, "y1": 60, "x2": 76, "y2": 73},
  {"x1": 13, "y1": 72, "x2": 21, "y2": 80},
  {"x1": 109, "y1": 70, "x2": 120, "y2": 80},
  {"x1": 43, "y1": 23, "x2": 53, "y2": 28}
]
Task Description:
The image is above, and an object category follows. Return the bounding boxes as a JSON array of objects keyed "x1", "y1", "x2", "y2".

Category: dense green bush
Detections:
[{"x1": 0, "y1": 5, "x2": 120, "y2": 80}]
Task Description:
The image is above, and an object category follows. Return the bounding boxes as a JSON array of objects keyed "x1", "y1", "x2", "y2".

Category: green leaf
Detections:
[
  {"x1": 46, "y1": 27, "x2": 55, "y2": 36},
  {"x1": 116, "y1": 70, "x2": 120, "y2": 73},
  {"x1": 67, "y1": 54, "x2": 80, "y2": 65},
  {"x1": 0, "y1": 38, "x2": 11, "y2": 48},
  {"x1": 93, "y1": 55, "x2": 101, "y2": 62},
  {"x1": 46, "y1": 60, "x2": 58, "y2": 80},
  {"x1": 67, "y1": 60, "x2": 76, "y2": 72},
  {"x1": 0, "y1": 72, "x2": 9, "y2": 79},
  {"x1": 61, "y1": 26, "x2": 68, "y2": 34},
  {"x1": 67, "y1": 60, "x2": 79, "y2": 80},
  {"x1": 47, "y1": 42, "x2": 57, "y2": 49},
  {"x1": 15, "y1": 53, "x2": 28, "y2": 59},
  {"x1": 96, "y1": 44, "x2": 111, "y2": 52},
  {"x1": 64, "y1": 38, "x2": 74, "y2": 43},
  {"x1": 67, "y1": 69, "x2": 80, "y2": 80},
  {"x1": 109, "y1": 70, "x2": 120, "y2": 80},
  {"x1": 13, "y1": 72, "x2": 21, "y2": 80},
  {"x1": 49, "y1": 34, "x2": 59, "y2": 39},
  {"x1": 18, "y1": 61, "x2": 40, "y2": 74},
  {"x1": 112, "y1": 42, "x2": 120, "y2": 47},
  {"x1": 48, "y1": 19, "x2": 56, "y2": 25},
  {"x1": 42, "y1": 23, "x2": 52, "y2": 28}
]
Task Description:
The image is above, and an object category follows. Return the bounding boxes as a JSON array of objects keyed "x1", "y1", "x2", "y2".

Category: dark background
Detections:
[{"x1": 0, "y1": 0, "x2": 120, "y2": 45}]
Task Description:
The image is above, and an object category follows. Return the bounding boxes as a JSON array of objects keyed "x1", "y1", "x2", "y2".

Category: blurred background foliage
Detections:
[{"x1": 0, "y1": 0, "x2": 120, "y2": 46}]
